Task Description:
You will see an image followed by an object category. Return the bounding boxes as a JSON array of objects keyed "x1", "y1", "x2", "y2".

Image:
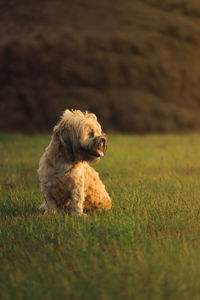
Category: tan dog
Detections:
[{"x1": 38, "y1": 109, "x2": 111, "y2": 215}]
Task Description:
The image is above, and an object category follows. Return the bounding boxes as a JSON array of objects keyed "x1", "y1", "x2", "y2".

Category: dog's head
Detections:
[{"x1": 53, "y1": 109, "x2": 108, "y2": 162}]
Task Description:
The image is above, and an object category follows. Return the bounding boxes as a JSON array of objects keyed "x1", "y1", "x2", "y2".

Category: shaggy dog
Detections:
[{"x1": 38, "y1": 109, "x2": 112, "y2": 215}]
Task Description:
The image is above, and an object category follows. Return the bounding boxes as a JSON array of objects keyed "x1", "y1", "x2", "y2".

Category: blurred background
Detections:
[{"x1": 1, "y1": 0, "x2": 200, "y2": 133}]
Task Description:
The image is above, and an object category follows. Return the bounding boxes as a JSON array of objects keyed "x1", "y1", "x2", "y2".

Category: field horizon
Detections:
[{"x1": 1, "y1": 133, "x2": 200, "y2": 299}]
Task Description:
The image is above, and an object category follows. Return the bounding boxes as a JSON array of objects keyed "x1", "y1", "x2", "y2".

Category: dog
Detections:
[{"x1": 38, "y1": 109, "x2": 112, "y2": 215}]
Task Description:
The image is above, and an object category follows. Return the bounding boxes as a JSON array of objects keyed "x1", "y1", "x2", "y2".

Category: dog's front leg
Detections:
[{"x1": 69, "y1": 176, "x2": 84, "y2": 216}]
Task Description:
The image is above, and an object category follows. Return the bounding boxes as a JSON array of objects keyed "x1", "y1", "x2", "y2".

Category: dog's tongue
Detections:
[{"x1": 94, "y1": 149, "x2": 104, "y2": 157}]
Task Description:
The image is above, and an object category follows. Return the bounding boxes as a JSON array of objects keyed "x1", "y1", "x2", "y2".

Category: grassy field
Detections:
[{"x1": 1, "y1": 133, "x2": 200, "y2": 300}]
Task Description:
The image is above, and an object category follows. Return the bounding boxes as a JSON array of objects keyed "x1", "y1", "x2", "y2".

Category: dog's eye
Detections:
[{"x1": 89, "y1": 130, "x2": 94, "y2": 138}]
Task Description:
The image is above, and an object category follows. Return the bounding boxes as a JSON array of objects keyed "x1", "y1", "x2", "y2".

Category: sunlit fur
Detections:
[{"x1": 38, "y1": 109, "x2": 112, "y2": 215}]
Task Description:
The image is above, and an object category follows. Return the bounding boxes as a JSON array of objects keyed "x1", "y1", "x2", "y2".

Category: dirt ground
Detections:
[{"x1": 1, "y1": 0, "x2": 200, "y2": 133}]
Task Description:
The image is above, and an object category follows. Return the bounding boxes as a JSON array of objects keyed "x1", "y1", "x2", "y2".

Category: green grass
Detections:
[{"x1": 1, "y1": 133, "x2": 200, "y2": 300}]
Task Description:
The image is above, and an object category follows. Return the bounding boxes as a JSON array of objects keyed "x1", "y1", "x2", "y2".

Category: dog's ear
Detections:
[
  {"x1": 53, "y1": 125, "x2": 75, "y2": 161},
  {"x1": 60, "y1": 130, "x2": 74, "y2": 156}
]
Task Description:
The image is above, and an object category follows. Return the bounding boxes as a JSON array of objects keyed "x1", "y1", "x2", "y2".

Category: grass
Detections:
[{"x1": 1, "y1": 133, "x2": 200, "y2": 300}]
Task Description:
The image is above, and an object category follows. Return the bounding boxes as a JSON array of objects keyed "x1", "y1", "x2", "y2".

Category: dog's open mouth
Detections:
[
  {"x1": 91, "y1": 148, "x2": 104, "y2": 157},
  {"x1": 80, "y1": 146, "x2": 104, "y2": 158}
]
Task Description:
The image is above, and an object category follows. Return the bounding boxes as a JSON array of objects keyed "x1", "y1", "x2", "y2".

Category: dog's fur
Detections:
[{"x1": 38, "y1": 109, "x2": 111, "y2": 215}]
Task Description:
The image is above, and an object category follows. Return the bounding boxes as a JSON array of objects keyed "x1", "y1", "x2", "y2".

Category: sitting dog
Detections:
[{"x1": 38, "y1": 109, "x2": 112, "y2": 215}]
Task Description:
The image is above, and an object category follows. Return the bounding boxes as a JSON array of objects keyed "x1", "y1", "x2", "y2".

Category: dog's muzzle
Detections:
[{"x1": 80, "y1": 136, "x2": 108, "y2": 158}]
